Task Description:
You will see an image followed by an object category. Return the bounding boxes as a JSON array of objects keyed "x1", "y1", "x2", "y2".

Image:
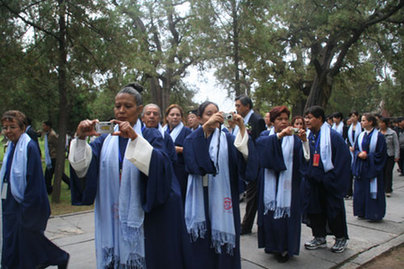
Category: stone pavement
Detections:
[{"x1": 3, "y1": 169, "x2": 404, "y2": 268}]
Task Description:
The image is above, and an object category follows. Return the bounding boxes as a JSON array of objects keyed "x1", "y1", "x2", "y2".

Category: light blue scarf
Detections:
[
  {"x1": 268, "y1": 126, "x2": 275, "y2": 135},
  {"x1": 44, "y1": 133, "x2": 52, "y2": 169},
  {"x1": 95, "y1": 120, "x2": 145, "y2": 269},
  {"x1": 348, "y1": 122, "x2": 361, "y2": 146},
  {"x1": 185, "y1": 128, "x2": 236, "y2": 254},
  {"x1": 0, "y1": 133, "x2": 31, "y2": 203},
  {"x1": 357, "y1": 129, "x2": 379, "y2": 199},
  {"x1": 264, "y1": 135, "x2": 294, "y2": 219},
  {"x1": 163, "y1": 122, "x2": 184, "y2": 142},
  {"x1": 320, "y1": 123, "x2": 334, "y2": 173},
  {"x1": 332, "y1": 121, "x2": 344, "y2": 136},
  {"x1": 158, "y1": 123, "x2": 165, "y2": 138}
]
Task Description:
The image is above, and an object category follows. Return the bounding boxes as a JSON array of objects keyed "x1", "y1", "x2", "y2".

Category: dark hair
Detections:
[
  {"x1": 269, "y1": 106, "x2": 290, "y2": 123},
  {"x1": 304, "y1": 106, "x2": 325, "y2": 123},
  {"x1": 349, "y1": 111, "x2": 359, "y2": 117},
  {"x1": 2, "y1": 110, "x2": 27, "y2": 130},
  {"x1": 292, "y1": 115, "x2": 306, "y2": 129},
  {"x1": 379, "y1": 116, "x2": 390, "y2": 126},
  {"x1": 118, "y1": 82, "x2": 144, "y2": 105},
  {"x1": 235, "y1": 94, "x2": 253, "y2": 109},
  {"x1": 43, "y1": 120, "x2": 52, "y2": 128},
  {"x1": 164, "y1": 104, "x2": 185, "y2": 125},
  {"x1": 197, "y1": 101, "x2": 219, "y2": 117},
  {"x1": 362, "y1": 113, "x2": 378, "y2": 127},
  {"x1": 26, "y1": 117, "x2": 32, "y2": 126},
  {"x1": 188, "y1": 109, "x2": 198, "y2": 116},
  {"x1": 332, "y1": 112, "x2": 343, "y2": 119}
]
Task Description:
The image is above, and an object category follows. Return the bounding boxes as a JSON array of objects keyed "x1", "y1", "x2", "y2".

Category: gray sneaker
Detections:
[
  {"x1": 331, "y1": 238, "x2": 348, "y2": 253},
  {"x1": 304, "y1": 237, "x2": 326, "y2": 250}
]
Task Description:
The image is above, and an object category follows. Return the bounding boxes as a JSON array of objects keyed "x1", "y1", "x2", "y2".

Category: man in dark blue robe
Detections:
[
  {"x1": 303, "y1": 106, "x2": 351, "y2": 253},
  {"x1": 2, "y1": 136, "x2": 69, "y2": 268},
  {"x1": 183, "y1": 126, "x2": 258, "y2": 269},
  {"x1": 69, "y1": 127, "x2": 192, "y2": 269}
]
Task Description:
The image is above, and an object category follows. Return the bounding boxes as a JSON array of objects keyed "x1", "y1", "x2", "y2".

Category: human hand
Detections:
[
  {"x1": 76, "y1": 119, "x2": 100, "y2": 139},
  {"x1": 111, "y1": 120, "x2": 137, "y2": 140}
]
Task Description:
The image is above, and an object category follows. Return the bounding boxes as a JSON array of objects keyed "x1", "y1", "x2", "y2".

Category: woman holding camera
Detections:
[
  {"x1": 183, "y1": 101, "x2": 258, "y2": 269},
  {"x1": 69, "y1": 84, "x2": 192, "y2": 269},
  {"x1": 255, "y1": 106, "x2": 309, "y2": 262}
]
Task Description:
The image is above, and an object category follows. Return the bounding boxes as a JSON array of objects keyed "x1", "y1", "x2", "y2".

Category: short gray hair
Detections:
[{"x1": 141, "y1": 103, "x2": 162, "y2": 118}]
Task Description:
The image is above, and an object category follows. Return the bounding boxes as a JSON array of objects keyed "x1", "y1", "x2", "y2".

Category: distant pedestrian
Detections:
[
  {"x1": 42, "y1": 120, "x2": 70, "y2": 194},
  {"x1": 396, "y1": 118, "x2": 404, "y2": 176}
]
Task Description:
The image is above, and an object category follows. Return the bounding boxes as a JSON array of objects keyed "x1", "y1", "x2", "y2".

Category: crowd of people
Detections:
[{"x1": 1, "y1": 82, "x2": 403, "y2": 268}]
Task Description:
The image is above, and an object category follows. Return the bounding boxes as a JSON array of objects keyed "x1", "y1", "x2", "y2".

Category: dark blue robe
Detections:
[
  {"x1": 256, "y1": 133, "x2": 304, "y2": 257},
  {"x1": 302, "y1": 129, "x2": 351, "y2": 237},
  {"x1": 2, "y1": 140, "x2": 68, "y2": 268},
  {"x1": 163, "y1": 132, "x2": 178, "y2": 163},
  {"x1": 170, "y1": 126, "x2": 192, "y2": 202},
  {"x1": 352, "y1": 131, "x2": 386, "y2": 221},
  {"x1": 70, "y1": 128, "x2": 193, "y2": 269},
  {"x1": 183, "y1": 127, "x2": 258, "y2": 269}
]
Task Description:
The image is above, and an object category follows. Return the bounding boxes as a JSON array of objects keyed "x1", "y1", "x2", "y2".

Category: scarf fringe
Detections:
[
  {"x1": 273, "y1": 207, "x2": 291, "y2": 219},
  {"x1": 187, "y1": 221, "x2": 207, "y2": 242},
  {"x1": 264, "y1": 200, "x2": 276, "y2": 215},
  {"x1": 211, "y1": 230, "x2": 235, "y2": 255},
  {"x1": 102, "y1": 247, "x2": 146, "y2": 269},
  {"x1": 264, "y1": 202, "x2": 291, "y2": 219}
]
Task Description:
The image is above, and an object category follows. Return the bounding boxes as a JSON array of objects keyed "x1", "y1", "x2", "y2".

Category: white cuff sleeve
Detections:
[
  {"x1": 234, "y1": 129, "x2": 249, "y2": 160},
  {"x1": 125, "y1": 135, "x2": 153, "y2": 176},
  {"x1": 302, "y1": 140, "x2": 310, "y2": 161},
  {"x1": 68, "y1": 138, "x2": 93, "y2": 178}
]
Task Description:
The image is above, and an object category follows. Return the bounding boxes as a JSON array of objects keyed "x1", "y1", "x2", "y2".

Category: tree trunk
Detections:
[
  {"x1": 149, "y1": 76, "x2": 163, "y2": 109},
  {"x1": 231, "y1": 0, "x2": 241, "y2": 96},
  {"x1": 52, "y1": 0, "x2": 68, "y2": 203},
  {"x1": 305, "y1": 70, "x2": 333, "y2": 111}
]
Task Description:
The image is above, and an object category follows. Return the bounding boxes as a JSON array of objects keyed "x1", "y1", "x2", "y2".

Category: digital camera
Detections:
[{"x1": 95, "y1": 121, "x2": 114, "y2": 134}]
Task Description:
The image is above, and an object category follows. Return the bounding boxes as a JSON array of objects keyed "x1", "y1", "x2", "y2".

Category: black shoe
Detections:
[{"x1": 275, "y1": 253, "x2": 289, "y2": 263}]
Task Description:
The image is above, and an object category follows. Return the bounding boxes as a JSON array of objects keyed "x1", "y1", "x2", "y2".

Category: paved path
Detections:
[{"x1": 3, "y1": 169, "x2": 404, "y2": 268}]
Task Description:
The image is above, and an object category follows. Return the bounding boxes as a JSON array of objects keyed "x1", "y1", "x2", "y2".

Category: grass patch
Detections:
[{"x1": 1, "y1": 136, "x2": 94, "y2": 216}]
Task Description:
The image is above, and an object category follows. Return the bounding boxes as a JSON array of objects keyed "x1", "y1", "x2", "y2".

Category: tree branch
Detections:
[{"x1": 0, "y1": 0, "x2": 60, "y2": 40}]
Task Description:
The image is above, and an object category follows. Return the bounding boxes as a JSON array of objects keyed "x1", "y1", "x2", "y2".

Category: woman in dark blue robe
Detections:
[
  {"x1": 69, "y1": 84, "x2": 192, "y2": 269},
  {"x1": 256, "y1": 106, "x2": 308, "y2": 262},
  {"x1": 1, "y1": 110, "x2": 69, "y2": 269},
  {"x1": 163, "y1": 104, "x2": 192, "y2": 202},
  {"x1": 183, "y1": 101, "x2": 258, "y2": 269},
  {"x1": 352, "y1": 113, "x2": 387, "y2": 221}
]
